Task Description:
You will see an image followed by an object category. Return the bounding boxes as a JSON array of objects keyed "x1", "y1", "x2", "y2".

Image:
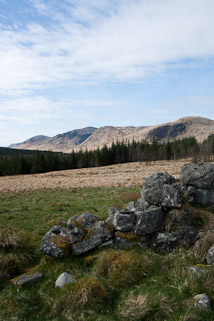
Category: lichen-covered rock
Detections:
[
  {"x1": 115, "y1": 231, "x2": 150, "y2": 249},
  {"x1": 55, "y1": 272, "x2": 76, "y2": 288},
  {"x1": 12, "y1": 272, "x2": 42, "y2": 287},
  {"x1": 180, "y1": 163, "x2": 214, "y2": 188},
  {"x1": 72, "y1": 221, "x2": 114, "y2": 255},
  {"x1": 141, "y1": 172, "x2": 181, "y2": 208},
  {"x1": 134, "y1": 208, "x2": 163, "y2": 235},
  {"x1": 69, "y1": 212, "x2": 100, "y2": 231},
  {"x1": 187, "y1": 266, "x2": 208, "y2": 277},
  {"x1": 113, "y1": 211, "x2": 136, "y2": 232},
  {"x1": 40, "y1": 225, "x2": 71, "y2": 258},
  {"x1": 206, "y1": 244, "x2": 214, "y2": 265},
  {"x1": 194, "y1": 293, "x2": 211, "y2": 310}
]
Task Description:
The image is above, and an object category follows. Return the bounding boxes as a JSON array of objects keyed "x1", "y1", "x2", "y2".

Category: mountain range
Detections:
[{"x1": 9, "y1": 116, "x2": 214, "y2": 153}]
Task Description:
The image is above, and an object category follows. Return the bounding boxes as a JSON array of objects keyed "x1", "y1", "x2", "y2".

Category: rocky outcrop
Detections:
[{"x1": 41, "y1": 164, "x2": 213, "y2": 257}]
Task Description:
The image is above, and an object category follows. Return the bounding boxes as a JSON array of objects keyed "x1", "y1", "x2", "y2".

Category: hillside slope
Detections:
[{"x1": 9, "y1": 116, "x2": 214, "y2": 152}]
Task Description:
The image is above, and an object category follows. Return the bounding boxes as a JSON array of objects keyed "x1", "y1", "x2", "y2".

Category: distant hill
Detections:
[{"x1": 9, "y1": 116, "x2": 214, "y2": 153}]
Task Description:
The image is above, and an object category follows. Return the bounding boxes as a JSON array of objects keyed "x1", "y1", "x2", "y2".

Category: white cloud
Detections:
[{"x1": 0, "y1": 0, "x2": 213, "y2": 95}]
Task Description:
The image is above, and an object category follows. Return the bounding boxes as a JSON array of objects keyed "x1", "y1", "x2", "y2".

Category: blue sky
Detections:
[{"x1": 0, "y1": 0, "x2": 214, "y2": 146}]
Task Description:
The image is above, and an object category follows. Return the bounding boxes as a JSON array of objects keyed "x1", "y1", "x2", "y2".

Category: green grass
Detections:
[{"x1": 0, "y1": 187, "x2": 214, "y2": 320}]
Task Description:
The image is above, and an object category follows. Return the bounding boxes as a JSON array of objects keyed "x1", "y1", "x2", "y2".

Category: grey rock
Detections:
[
  {"x1": 206, "y1": 244, "x2": 214, "y2": 265},
  {"x1": 194, "y1": 188, "x2": 214, "y2": 207},
  {"x1": 40, "y1": 225, "x2": 71, "y2": 258},
  {"x1": 180, "y1": 163, "x2": 214, "y2": 188},
  {"x1": 113, "y1": 211, "x2": 136, "y2": 232},
  {"x1": 127, "y1": 201, "x2": 138, "y2": 211},
  {"x1": 105, "y1": 207, "x2": 120, "y2": 225},
  {"x1": 72, "y1": 221, "x2": 113, "y2": 255},
  {"x1": 183, "y1": 186, "x2": 196, "y2": 203},
  {"x1": 99, "y1": 239, "x2": 115, "y2": 249},
  {"x1": 171, "y1": 226, "x2": 197, "y2": 248},
  {"x1": 141, "y1": 172, "x2": 181, "y2": 208},
  {"x1": 194, "y1": 293, "x2": 211, "y2": 310},
  {"x1": 67, "y1": 215, "x2": 78, "y2": 229},
  {"x1": 12, "y1": 272, "x2": 42, "y2": 287},
  {"x1": 55, "y1": 272, "x2": 76, "y2": 288},
  {"x1": 75, "y1": 212, "x2": 100, "y2": 231},
  {"x1": 134, "y1": 208, "x2": 163, "y2": 235},
  {"x1": 68, "y1": 226, "x2": 83, "y2": 244},
  {"x1": 187, "y1": 266, "x2": 207, "y2": 277},
  {"x1": 136, "y1": 195, "x2": 151, "y2": 211},
  {"x1": 152, "y1": 232, "x2": 178, "y2": 253},
  {"x1": 166, "y1": 208, "x2": 192, "y2": 225},
  {"x1": 115, "y1": 232, "x2": 150, "y2": 249}
]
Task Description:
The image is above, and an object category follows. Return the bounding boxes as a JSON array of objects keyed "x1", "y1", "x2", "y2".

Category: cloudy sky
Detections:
[{"x1": 0, "y1": 0, "x2": 214, "y2": 146}]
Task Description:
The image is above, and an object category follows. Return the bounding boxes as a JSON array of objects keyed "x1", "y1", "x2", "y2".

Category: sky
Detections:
[{"x1": 0, "y1": 0, "x2": 214, "y2": 147}]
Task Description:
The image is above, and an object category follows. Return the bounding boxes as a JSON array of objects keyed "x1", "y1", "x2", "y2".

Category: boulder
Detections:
[
  {"x1": 55, "y1": 272, "x2": 76, "y2": 288},
  {"x1": 40, "y1": 225, "x2": 71, "y2": 258},
  {"x1": 134, "y1": 207, "x2": 163, "y2": 235},
  {"x1": 72, "y1": 221, "x2": 114, "y2": 255},
  {"x1": 141, "y1": 172, "x2": 181, "y2": 208},
  {"x1": 180, "y1": 163, "x2": 214, "y2": 188},
  {"x1": 194, "y1": 293, "x2": 211, "y2": 310},
  {"x1": 12, "y1": 272, "x2": 42, "y2": 287},
  {"x1": 112, "y1": 210, "x2": 136, "y2": 232},
  {"x1": 206, "y1": 244, "x2": 214, "y2": 265}
]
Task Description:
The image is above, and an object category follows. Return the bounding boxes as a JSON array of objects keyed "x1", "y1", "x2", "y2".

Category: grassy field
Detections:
[{"x1": 0, "y1": 187, "x2": 214, "y2": 321}]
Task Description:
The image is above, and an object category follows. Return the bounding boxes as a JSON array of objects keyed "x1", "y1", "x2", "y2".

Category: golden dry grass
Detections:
[{"x1": 0, "y1": 159, "x2": 190, "y2": 193}]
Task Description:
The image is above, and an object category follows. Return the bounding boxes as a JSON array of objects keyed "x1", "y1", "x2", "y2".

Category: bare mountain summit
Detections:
[{"x1": 9, "y1": 117, "x2": 214, "y2": 153}]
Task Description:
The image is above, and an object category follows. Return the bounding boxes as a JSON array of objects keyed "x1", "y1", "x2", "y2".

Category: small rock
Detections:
[
  {"x1": 187, "y1": 266, "x2": 207, "y2": 277},
  {"x1": 55, "y1": 272, "x2": 76, "y2": 288},
  {"x1": 194, "y1": 293, "x2": 211, "y2": 310},
  {"x1": 12, "y1": 272, "x2": 42, "y2": 287},
  {"x1": 206, "y1": 244, "x2": 214, "y2": 265}
]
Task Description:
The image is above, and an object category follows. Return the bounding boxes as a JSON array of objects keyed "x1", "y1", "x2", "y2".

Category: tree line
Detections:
[{"x1": 0, "y1": 134, "x2": 214, "y2": 176}]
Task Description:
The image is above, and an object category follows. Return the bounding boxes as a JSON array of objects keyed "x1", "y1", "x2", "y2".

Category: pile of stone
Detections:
[{"x1": 40, "y1": 162, "x2": 214, "y2": 258}]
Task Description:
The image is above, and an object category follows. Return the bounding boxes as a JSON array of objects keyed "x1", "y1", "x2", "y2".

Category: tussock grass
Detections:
[
  {"x1": 1, "y1": 187, "x2": 214, "y2": 321},
  {"x1": 117, "y1": 290, "x2": 178, "y2": 321},
  {"x1": 0, "y1": 228, "x2": 37, "y2": 284},
  {"x1": 54, "y1": 276, "x2": 110, "y2": 320},
  {"x1": 93, "y1": 249, "x2": 152, "y2": 288}
]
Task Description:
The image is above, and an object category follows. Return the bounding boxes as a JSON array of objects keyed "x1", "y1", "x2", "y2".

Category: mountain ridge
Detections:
[{"x1": 9, "y1": 116, "x2": 214, "y2": 153}]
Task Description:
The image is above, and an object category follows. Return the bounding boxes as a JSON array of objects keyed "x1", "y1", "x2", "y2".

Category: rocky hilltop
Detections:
[{"x1": 10, "y1": 116, "x2": 214, "y2": 153}]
